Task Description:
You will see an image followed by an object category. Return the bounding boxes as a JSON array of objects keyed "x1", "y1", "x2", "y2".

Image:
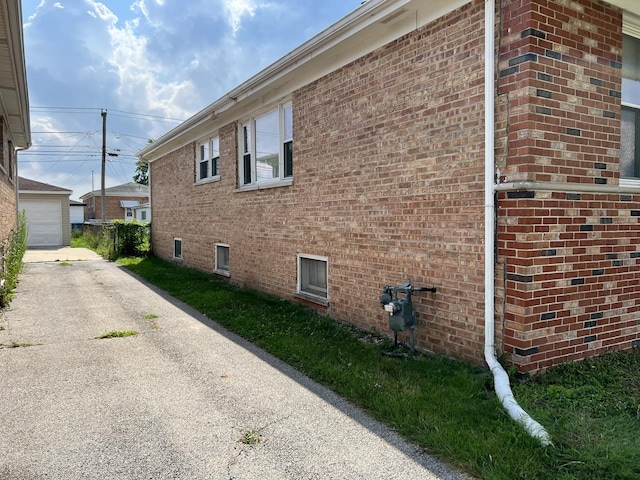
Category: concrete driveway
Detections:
[{"x1": 0, "y1": 248, "x2": 472, "y2": 480}]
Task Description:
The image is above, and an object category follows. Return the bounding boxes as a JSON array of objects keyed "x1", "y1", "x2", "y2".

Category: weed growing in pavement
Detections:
[
  {"x1": 238, "y1": 430, "x2": 261, "y2": 446},
  {"x1": 143, "y1": 313, "x2": 158, "y2": 319},
  {"x1": 118, "y1": 255, "x2": 640, "y2": 480},
  {"x1": 96, "y1": 330, "x2": 139, "y2": 339}
]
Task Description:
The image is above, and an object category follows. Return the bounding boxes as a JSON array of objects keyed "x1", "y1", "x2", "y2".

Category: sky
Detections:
[{"x1": 19, "y1": 0, "x2": 360, "y2": 200}]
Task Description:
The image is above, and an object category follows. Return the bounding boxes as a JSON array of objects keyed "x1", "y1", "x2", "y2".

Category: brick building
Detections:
[
  {"x1": 138, "y1": 0, "x2": 640, "y2": 374},
  {"x1": 80, "y1": 182, "x2": 149, "y2": 223},
  {"x1": 0, "y1": 1, "x2": 30, "y2": 247}
]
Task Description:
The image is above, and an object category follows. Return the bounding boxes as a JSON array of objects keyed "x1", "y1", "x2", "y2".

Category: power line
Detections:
[
  {"x1": 31, "y1": 106, "x2": 184, "y2": 123},
  {"x1": 110, "y1": 109, "x2": 184, "y2": 122}
]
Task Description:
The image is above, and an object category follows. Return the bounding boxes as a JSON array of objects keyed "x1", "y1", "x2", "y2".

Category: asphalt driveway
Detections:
[{"x1": 0, "y1": 248, "x2": 471, "y2": 480}]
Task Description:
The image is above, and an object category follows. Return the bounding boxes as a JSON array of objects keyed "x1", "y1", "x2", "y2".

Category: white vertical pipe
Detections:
[{"x1": 483, "y1": 0, "x2": 551, "y2": 446}]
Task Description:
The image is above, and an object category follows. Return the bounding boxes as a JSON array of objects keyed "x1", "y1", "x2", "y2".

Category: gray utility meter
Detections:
[{"x1": 380, "y1": 280, "x2": 436, "y2": 353}]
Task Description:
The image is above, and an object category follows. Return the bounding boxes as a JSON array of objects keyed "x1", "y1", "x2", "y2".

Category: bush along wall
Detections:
[{"x1": 0, "y1": 212, "x2": 28, "y2": 308}]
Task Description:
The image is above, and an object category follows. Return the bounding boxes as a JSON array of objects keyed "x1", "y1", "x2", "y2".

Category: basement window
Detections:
[
  {"x1": 215, "y1": 244, "x2": 230, "y2": 276},
  {"x1": 297, "y1": 254, "x2": 328, "y2": 304},
  {"x1": 173, "y1": 238, "x2": 182, "y2": 260}
]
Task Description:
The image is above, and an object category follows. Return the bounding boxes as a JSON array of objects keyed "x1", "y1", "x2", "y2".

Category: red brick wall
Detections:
[
  {"x1": 151, "y1": 1, "x2": 489, "y2": 365},
  {"x1": 496, "y1": 0, "x2": 640, "y2": 371}
]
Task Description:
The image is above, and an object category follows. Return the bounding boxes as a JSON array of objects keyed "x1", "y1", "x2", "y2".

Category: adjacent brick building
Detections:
[
  {"x1": 0, "y1": 2, "x2": 30, "y2": 252},
  {"x1": 138, "y1": 0, "x2": 640, "y2": 373},
  {"x1": 80, "y1": 182, "x2": 149, "y2": 223}
]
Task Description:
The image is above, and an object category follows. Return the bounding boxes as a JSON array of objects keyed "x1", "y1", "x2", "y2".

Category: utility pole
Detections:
[{"x1": 101, "y1": 109, "x2": 107, "y2": 223}]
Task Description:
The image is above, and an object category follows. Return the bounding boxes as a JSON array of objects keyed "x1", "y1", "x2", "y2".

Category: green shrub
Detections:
[
  {"x1": 0, "y1": 211, "x2": 29, "y2": 307},
  {"x1": 112, "y1": 220, "x2": 150, "y2": 258},
  {"x1": 74, "y1": 222, "x2": 150, "y2": 261}
]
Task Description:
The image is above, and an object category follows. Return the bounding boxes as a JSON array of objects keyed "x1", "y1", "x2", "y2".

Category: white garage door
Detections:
[{"x1": 20, "y1": 199, "x2": 63, "y2": 247}]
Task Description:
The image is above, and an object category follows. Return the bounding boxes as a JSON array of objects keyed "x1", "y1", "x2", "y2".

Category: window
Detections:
[
  {"x1": 239, "y1": 102, "x2": 293, "y2": 187},
  {"x1": 174, "y1": 238, "x2": 182, "y2": 259},
  {"x1": 140, "y1": 210, "x2": 147, "y2": 221},
  {"x1": 297, "y1": 254, "x2": 328, "y2": 301},
  {"x1": 196, "y1": 136, "x2": 220, "y2": 182},
  {"x1": 215, "y1": 244, "x2": 230, "y2": 275},
  {"x1": 622, "y1": 33, "x2": 640, "y2": 179}
]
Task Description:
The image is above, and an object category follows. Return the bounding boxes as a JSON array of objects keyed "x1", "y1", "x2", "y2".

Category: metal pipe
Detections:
[{"x1": 483, "y1": 0, "x2": 551, "y2": 446}]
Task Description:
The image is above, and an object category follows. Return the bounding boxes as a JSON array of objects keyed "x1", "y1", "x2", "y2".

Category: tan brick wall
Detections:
[
  {"x1": 150, "y1": 0, "x2": 640, "y2": 372},
  {"x1": 0, "y1": 178, "x2": 16, "y2": 245},
  {"x1": 0, "y1": 118, "x2": 16, "y2": 245},
  {"x1": 151, "y1": 2, "x2": 489, "y2": 365}
]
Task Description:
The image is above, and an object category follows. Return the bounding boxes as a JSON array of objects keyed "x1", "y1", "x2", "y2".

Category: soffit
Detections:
[{"x1": 0, "y1": 0, "x2": 30, "y2": 149}]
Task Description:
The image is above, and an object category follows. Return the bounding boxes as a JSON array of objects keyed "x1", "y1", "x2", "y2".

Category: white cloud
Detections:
[
  {"x1": 21, "y1": 0, "x2": 359, "y2": 198},
  {"x1": 224, "y1": 0, "x2": 256, "y2": 34},
  {"x1": 112, "y1": 31, "x2": 191, "y2": 122}
]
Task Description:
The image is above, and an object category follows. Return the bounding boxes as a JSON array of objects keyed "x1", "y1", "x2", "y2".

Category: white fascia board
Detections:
[{"x1": 139, "y1": 0, "x2": 470, "y2": 162}]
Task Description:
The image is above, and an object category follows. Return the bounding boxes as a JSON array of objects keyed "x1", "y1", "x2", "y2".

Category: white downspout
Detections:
[{"x1": 483, "y1": 0, "x2": 551, "y2": 446}]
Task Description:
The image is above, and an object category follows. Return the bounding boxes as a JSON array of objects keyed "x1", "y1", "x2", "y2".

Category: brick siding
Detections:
[
  {"x1": 496, "y1": 0, "x2": 640, "y2": 371},
  {"x1": 0, "y1": 118, "x2": 16, "y2": 244},
  {"x1": 85, "y1": 195, "x2": 149, "y2": 222},
  {"x1": 150, "y1": 0, "x2": 640, "y2": 372},
  {"x1": 151, "y1": 1, "x2": 488, "y2": 365}
]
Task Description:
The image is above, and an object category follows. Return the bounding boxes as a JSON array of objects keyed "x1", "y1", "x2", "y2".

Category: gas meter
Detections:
[{"x1": 380, "y1": 279, "x2": 436, "y2": 353}]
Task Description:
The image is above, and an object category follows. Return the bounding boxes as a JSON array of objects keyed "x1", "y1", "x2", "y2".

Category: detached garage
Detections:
[{"x1": 18, "y1": 177, "x2": 72, "y2": 247}]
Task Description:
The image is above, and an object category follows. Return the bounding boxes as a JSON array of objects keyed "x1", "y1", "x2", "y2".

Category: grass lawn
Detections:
[{"x1": 118, "y1": 255, "x2": 640, "y2": 480}]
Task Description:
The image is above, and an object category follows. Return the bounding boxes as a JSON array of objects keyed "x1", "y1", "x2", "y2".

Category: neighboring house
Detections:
[
  {"x1": 79, "y1": 182, "x2": 149, "y2": 222},
  {"x1": 0, "y1": 2, "x2": 30, "y2": 249},
  {"x1": 18, "y1": 177, "x2": 71, "y2": 247},
  {"x1": 132, "y1": 202, "x2": 150, "y2": 223},
  {"x1": 70, "y1": 200, "x2": 86, "y2": 230},
  {"x1": 138, "y1": 0, "x2": 640, "y2": 374}
]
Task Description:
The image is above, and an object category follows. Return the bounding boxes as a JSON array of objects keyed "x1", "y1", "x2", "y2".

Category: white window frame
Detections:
[
  {"x1": 296, "y1": 254, "x2": 328, "y2": 304},
  {"x1": 215, "y1": 243, "x2": 230, "y2": 276},
  {"x1": 621, "y1": 17, "x2": 640, "y2": 188},
  {"x1": 238, "y1": 101, "x2": 293, "y2": 189},
  {"x1": 195, "y1": 135, "x2": 220, "y2": 184},
  {"x1": 173, "y1": 238, "x2": 183, "y2": 260}
]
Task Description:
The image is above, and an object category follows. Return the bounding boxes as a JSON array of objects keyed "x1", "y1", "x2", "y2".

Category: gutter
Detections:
[{"x1": 483, "y1": 0, "x2": 551, "y2": 446}]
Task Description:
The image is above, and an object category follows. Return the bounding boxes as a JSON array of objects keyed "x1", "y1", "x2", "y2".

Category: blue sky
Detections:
[{"x1": 19, "y1": 0, "x2": 359, "y2": 199}]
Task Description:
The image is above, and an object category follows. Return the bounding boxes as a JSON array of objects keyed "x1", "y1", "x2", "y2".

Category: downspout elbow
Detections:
[{"x1": 485, "y1": 347, "x2": 552, "y2": 446}]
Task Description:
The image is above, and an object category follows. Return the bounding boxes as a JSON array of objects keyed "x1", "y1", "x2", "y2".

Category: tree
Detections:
[{"x1": 133, "y1": 159, "x2": 148, "y2": 185}]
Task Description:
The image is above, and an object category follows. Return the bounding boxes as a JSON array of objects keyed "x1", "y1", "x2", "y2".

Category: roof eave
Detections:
[
  {"x1": 0, "y1": 0, "x2": 30, "y2": 149},
  {"x1": 19, "y1": 189, "x2": 72, "y2": 195}
]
